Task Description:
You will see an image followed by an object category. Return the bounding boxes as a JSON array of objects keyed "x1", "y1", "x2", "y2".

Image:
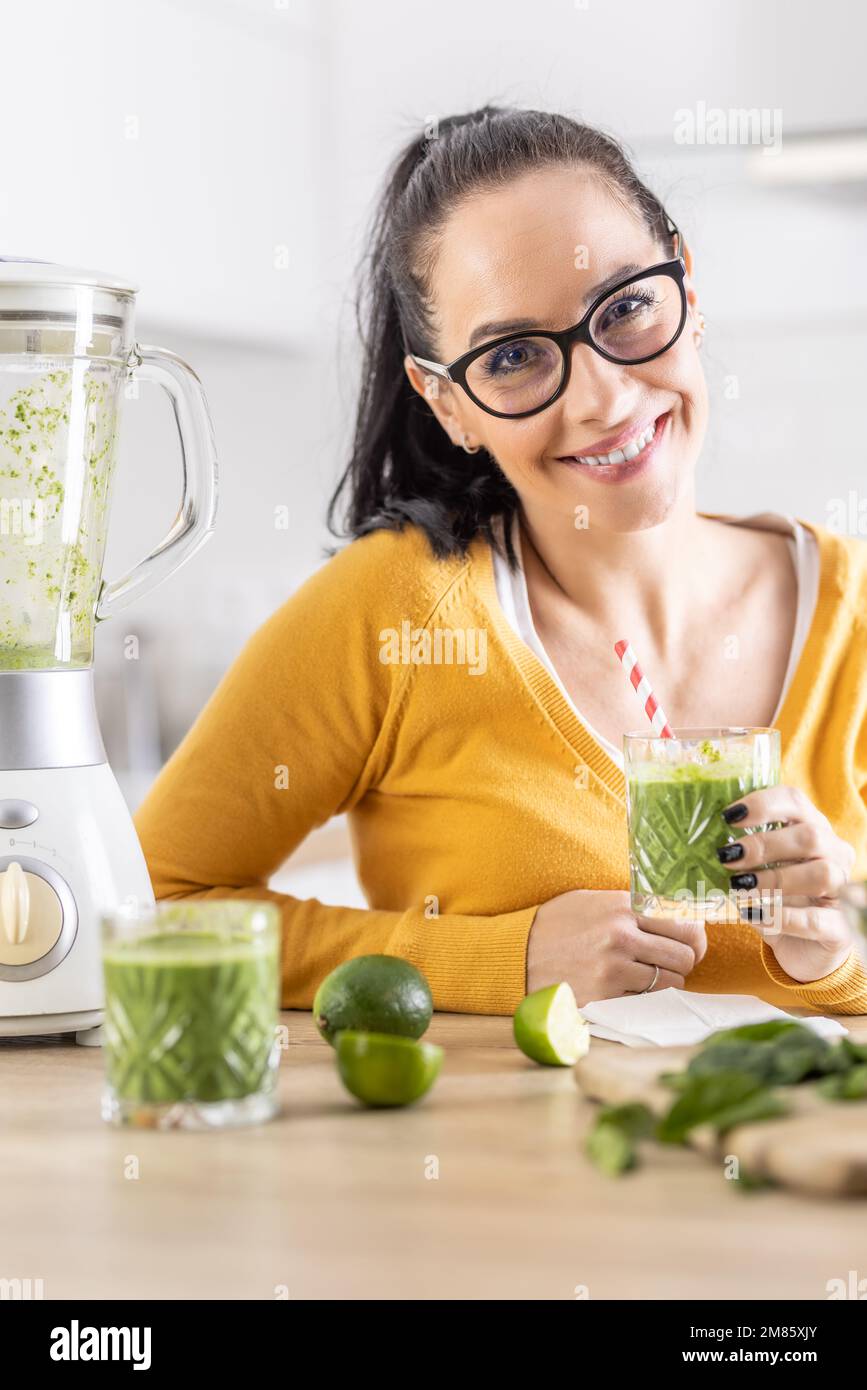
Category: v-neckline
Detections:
[{"x1": 473, "y1": 510, "x2": 843, "y2": 805}]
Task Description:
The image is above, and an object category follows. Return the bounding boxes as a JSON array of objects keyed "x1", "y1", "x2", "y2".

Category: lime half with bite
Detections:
[
  {"x1": 513, "y1": 982, "x2": 590, "y2": 1066},
  {"x1": 335, "y1": 1030, "x2": 443, "y2": 1107}
]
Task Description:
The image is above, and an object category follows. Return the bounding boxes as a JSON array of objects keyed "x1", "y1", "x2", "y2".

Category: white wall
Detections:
[
  {"x1": 0, "y1": 0, "x2": 330, "y2": 346},
  {"x1": 0, "y1": 0, "x2": 864, "y2": 792}
]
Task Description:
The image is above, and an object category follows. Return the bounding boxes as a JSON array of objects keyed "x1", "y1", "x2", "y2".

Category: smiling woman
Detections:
[{"x1": 134, "y1": 106, "x2": 867, "y2": 1016}]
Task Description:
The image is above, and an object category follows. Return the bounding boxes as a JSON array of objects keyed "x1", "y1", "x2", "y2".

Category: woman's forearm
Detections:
[{"x1": 144, "y1": 874, "x2": 537, "y2": 1012}]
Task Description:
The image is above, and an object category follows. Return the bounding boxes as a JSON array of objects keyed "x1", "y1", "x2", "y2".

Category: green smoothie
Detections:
[
  {"x1": 0, "y1": 367, "x2": 117, "y2": 668},
  {"x1": 840, "y1": 885, "x2": 867, "y2": 968},
  {"x1": 102, "y1": 929, "x2": 280, "y2": 1106},
  {"x1": 0, "y1": 644, "x2": 88, "y2": 671},
  {"x1": 626, "y1": 736, "x2": 778, "y2": 919}
]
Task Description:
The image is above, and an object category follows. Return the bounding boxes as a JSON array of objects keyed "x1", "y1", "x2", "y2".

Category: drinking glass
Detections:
[
  {"x1": 624, "y1": 727, "x2": 781, "y2": 925},
  {"x1": 101, "y1": 900, "x2": 281, "y2": 1129},
  {"x1": 840, "y1": 882, "x2": 867, "y2": 968}
]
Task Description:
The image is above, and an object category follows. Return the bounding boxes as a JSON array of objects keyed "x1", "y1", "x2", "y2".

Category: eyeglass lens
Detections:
[{"x1": 464, "y1": 273, "x2": 682, "y2": 415}]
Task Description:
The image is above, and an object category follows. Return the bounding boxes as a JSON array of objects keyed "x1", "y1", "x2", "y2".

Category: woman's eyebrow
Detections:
[
  {"x1": 466, "y1": 262, "x2": 644, "y2": 350},
  {"x1": 584, "y1": 262, "x2": 643, "y2": 305}
]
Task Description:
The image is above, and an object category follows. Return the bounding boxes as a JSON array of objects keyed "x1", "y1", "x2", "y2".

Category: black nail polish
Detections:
[
  {"x1": 731, "y1": 872, "x2": 758, "y2": 890},
  {"x1": 722, "y1": 802, "x2": 748, "y2": 824},
  {"x1": 717, "y1": 842, "x2": 745, "y2": 863}
]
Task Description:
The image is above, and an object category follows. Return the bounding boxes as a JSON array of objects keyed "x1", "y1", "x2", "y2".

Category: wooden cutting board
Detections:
[{"x1": 574, "y1": 1017, "x2": 867, "y2": 1197}]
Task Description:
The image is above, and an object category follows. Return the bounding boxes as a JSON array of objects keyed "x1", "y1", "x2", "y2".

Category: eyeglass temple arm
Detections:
[
  {"x1": 409, "y1": 353, "x2": 452, "y2": 381},
  {"x1": 669, "y1": 219, "x2": 685, "y2": 264}
]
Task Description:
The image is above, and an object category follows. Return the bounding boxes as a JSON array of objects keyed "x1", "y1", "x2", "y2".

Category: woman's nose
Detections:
[{"x1": 558, "y1": 339, "x2": 640, "y2": 426}]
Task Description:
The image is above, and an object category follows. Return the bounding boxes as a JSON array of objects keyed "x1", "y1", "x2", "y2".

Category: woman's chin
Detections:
[{"x1": 554, "y1": 461, "x2": 685, "y2": 532}]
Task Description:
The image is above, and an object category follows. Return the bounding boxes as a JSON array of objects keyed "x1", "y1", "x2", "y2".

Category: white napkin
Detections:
[{"x1": 580, "y1": 988, "x2": 847, "y2": 1048}]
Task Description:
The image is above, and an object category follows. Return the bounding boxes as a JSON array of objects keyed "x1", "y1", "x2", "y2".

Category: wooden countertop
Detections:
[{"x1": 3, "y1": 1010, "x2": 867, "y2": 1300}]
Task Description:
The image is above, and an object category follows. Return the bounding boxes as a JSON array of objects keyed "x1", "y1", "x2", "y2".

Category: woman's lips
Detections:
[
  {"x1": 558, "y1": 412, "x2": 670, "y2": 485},
  {"x1": 560, "y1": 415, "x2": 657, "y2": 461}
]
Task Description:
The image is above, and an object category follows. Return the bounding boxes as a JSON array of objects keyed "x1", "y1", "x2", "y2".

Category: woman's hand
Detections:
[
  {"x1": 527, "y1": 889, "x2": 707, "y2": 1005},
  {"x1": 717, "y1": 784, "x2": 857, "y2": 984}
]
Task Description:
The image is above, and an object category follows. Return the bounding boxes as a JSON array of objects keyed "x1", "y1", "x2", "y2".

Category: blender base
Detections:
[
  {"x1": 0, "y1": 1008, "x2": 104, "y2": 1039},
  {"x1": 75, "y1": 1023, "x2": 104, "y2": 1047},
  {"x1": 0, "y1": 696, "x2": 155, "y2": 1038}
]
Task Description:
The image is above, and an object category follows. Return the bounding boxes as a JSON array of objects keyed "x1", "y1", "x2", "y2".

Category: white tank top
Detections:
[{"x1": 492, "y1": 511, "x2": 820, "y2": 771}]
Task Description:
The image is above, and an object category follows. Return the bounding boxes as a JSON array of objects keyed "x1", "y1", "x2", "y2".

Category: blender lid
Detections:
[{"x1": 0, "y1": 256, "x2": 138, "y2": 295}]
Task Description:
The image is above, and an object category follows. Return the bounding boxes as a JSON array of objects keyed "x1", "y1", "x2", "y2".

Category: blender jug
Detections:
[
  {"x1": 0, "y1": 259, "x2": 218, "y2": 1041},
  {"x1": 0, "y1": 260, "x2": 217, "y2": 667}
]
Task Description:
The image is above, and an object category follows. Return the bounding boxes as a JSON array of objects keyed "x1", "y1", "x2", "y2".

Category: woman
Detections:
[{"x1": 135, "y1": 106, "x2": 867, "y2": 1015}]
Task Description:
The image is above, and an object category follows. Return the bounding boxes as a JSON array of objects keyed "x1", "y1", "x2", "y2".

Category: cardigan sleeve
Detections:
[
  {"x1": 133, "y1": 532, "x2": 536, "y2": 1014},
  {"x1": 759, "y1": 942, "x2": 867, "y2": 1015}
]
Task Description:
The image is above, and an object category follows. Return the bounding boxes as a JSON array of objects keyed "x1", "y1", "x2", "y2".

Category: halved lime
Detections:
[
  {"x1": 335, "y1": 1030, "x2": 443, "y2": 1107},
  {"x1": 513, "y1": 982, "x2": 590, "y2": 1066}
]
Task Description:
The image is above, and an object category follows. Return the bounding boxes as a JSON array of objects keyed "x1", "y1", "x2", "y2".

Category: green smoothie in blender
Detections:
[{"x1": 0, "y1": 367, "x2": 118, "y2": 670}]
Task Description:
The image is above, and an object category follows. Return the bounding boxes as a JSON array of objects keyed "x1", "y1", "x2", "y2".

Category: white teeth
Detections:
[{"x1": 576, "y1": 418, "x2": 658, "y2": 466}]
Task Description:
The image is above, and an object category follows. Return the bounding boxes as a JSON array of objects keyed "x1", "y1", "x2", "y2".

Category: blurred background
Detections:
[{"x1": 1, "y1": 0, "x2": 864, "y2": 903}]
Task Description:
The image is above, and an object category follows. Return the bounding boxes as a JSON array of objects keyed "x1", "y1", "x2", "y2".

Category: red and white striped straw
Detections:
[{"x1": 614, "y1": 639, "x2": 675, "y2": 739}]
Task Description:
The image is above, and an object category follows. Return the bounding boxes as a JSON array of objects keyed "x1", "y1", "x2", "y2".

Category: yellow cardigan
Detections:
[{"x1": 134, "y1": 514, "x2": 867, "y2": 1015}]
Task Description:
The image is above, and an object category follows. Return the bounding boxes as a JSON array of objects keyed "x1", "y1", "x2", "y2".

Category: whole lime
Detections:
[{"x1": 313, "y1": 954, "x2": 433, "y2": 1046}]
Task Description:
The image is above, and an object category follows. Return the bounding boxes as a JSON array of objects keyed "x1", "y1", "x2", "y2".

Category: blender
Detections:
[{"x1": 0, "y1": 259, "x2": 218, "y2": 1042}]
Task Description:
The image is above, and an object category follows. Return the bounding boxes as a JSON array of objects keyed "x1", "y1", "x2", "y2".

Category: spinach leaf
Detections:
[
  {"x1": 656, "y1": 1069, "x2": 788, "y2": 1143},
  {"x1": 595, "y1": 1101, "x2": 656, "y2": 1138},
  {"x1": 732, "y1": 1168, "x2": 777, "y2": 1193},
  {"x1": 584, "y1": 1021, "x2": 867, "y2": 1180},
  {"x1": 817, "y1": 1064, "x2": 867, "y2": 1101},
  {"x1": 659, "y1": 1070, "x2": 690, "y2": 1090},
  {"x1": 838, "y1": 1037, "x2": 867, "y2": 1066},
  {"x1": 703, "y1": 1020, "x2": 804, "y2": 1046},
  {"x1": 688, "y1": 1022, "x2": 834, "y2": 1087}
]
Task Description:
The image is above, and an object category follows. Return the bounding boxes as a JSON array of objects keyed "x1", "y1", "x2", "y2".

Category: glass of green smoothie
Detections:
[
  {"x1": 101, "y1": 900, "x2": 281, "y2": 1130},
  {"x1": 840, "y1": 882, "x2": 867, "y2": 967},
  {"x1": 624, "y1": 726, "x2": 781, "y2": 927}
]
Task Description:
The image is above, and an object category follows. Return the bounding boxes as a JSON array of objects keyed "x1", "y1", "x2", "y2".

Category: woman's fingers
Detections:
[
  {"x1": 726, "y1": 856, "x2": 849, "y2": 900},
  {"x1": 630, "y1": 925, "x2": 699, "y2": 978},
  {"x1": 741, "y1": 898, "x2": 849, "y2": 945},
  {"x1": 622, "y1": 961, "x2": 685, "y2": 994},
  {"x1": 720, "y1": 786, "x2": 855, "y2": 883},
  {"x1": 635, "y1": 914, "x2": 707, "y2": 965},
  {"x1": 718, "y1": 818, "x2": 839, "y2": 871},
  {"x1": 720, "y1": 784, "x2": 828, "y2": 831}
]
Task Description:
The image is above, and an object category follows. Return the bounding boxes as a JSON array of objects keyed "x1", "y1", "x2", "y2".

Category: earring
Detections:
[
  {"x1": 693, "y1": 311, "x2": 707, "y2": 347},
  {"x1": 461, "y1": 433, "x2": 480, "y2": 454}
]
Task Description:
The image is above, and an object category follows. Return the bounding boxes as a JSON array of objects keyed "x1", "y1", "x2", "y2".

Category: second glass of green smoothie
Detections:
[
  {"x1": 840, "y1": 882, "x2": 867, "y2": 968},
  {"x1": 101, "y1": 900, "x2": 281, "y2": 1130},
  {"x1": 625, "y1": 726, "x2": 781, "y2": 926}
]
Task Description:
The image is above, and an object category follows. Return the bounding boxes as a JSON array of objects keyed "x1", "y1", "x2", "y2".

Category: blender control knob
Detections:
[
  {"x1": 0, "y1": 861, "x2": 30, "y2": 944},
  {"x1": 0, "y1": 861, "x2": 65, "y2": 969}
]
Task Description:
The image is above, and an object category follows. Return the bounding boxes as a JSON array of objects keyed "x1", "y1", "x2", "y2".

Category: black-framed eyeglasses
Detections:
[{"x1": 406, "y1": 224, "x2": 688, "y2": 420}]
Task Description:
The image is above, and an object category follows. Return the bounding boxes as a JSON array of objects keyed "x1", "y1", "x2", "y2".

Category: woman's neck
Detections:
[{"x1": 516, "y1": 497, "x2": 727, "y2": 659}]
